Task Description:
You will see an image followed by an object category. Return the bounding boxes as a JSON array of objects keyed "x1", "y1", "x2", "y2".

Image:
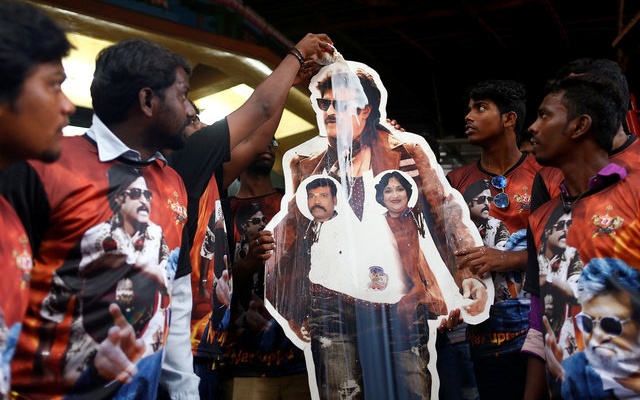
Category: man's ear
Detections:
[
  {"x1": 503, "y1": 111, "x2": 517, "y2": 129},
  {"x1": 571, "y1": 114, "x2": 592, "y2": 140},
  {"x1": 359, "y1": 105, "x2": 372, "y2": 118},
  {"x1": 139, "y1": 88, "x2": 154, "y2": 116},
  {"x1": 115, "y1": 193, "x2": 125, "y2": 208}
]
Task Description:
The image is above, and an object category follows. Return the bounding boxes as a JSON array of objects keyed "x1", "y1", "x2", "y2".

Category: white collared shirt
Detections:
[{"x1": 85, "y1": 114, "x2": 167, "y2": 165}]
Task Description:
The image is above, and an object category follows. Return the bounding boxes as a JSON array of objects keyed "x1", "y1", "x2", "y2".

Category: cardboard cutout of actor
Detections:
[{"x1": 265, "y1": 57, "x2": 493, "y2": 400}]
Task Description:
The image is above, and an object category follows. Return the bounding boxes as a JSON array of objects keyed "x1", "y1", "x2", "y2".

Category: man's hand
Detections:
[
  {"x1": 543, "y1": 315, "x2": 565, "y2": 381},
  {"x1": 293, "y1": 33, "x2": 334, "y2": 66},
  {"x1": 215, "y1": 255, "x2": 232, "y2": 307},
  {"x1": 386, "y1": 118, "x2": 406, "y2": 132},
  {"x1": 245, "y1": 293, "x2": 273, "y2": 332},
  {"x1": 248, "y1": 230, "x2": 275, "y2": 261},
  {"x1": 461, "y1": 277, "x2": 488, "y2": 316},
  {"x1": 94, "y1": 304, "x2": 145, "y2": 383},
  {"x1": 437, "y1": 309, "x2": 463, "y2": 333},
  {"x1": 456, "y1": 246, "x2": 526, "y2": 276}
]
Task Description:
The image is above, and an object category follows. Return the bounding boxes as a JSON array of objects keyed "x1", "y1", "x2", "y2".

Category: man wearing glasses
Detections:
[
  {"x1": 545, "y1": 258, "x2": 640, "y2": 399},
  {"x1": 280, "y1": 61, "x2": 486, "y2": 312},
  {"x1": 446, "y1": 80, "x2": 562, "y2": 400},
  {"x1": 524, "y1": 74, "x2": 640, "y2": 399},
  {"x1": 40, "y1": 164, "x2": 172, "y2": 385},
  {"x1": 463, "y1": 179, "x2": 510, "y2": 251},
  {"x1": 536, "y1": 210, "x2": 583, "y2": 360},
  {"x1": 219, "y1": 139, "x2": 310, "y2": 400},
  {"x1": 267, "y1": 60, "x2": 489, "y2": 399}
]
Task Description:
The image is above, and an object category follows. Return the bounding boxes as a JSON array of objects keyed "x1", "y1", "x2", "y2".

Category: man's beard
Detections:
[
  {"x1": 247, "y1": 160, "x2": 273, "y2": 176},
  {"x1": 586, "y1": 339, "x2": 640, "y2": 379},
  {"x1": 39, "y1": 149, "x2": 62, "y2": 164},
  {"x1": 164, "y1": 132, "x2": 186, "y2": 151}
]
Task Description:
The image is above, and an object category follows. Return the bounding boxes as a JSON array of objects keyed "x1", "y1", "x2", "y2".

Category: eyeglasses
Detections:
[
  {"x1": 472, "y1": 195, "x2": 494, "y2": 204},
  {"x1": 123, "y1": 188, "x2": 153, "y2": 201},
  {"x1": 270, "y1": 138, "x2": 279, "y2": 148},
  {"x1": 552, "y1": 219, "x2": 572, "y2": 231},
  {"x1": 576, "y1": 312, "x2": 632, "y2": 336},
  {"x1": 316, "y1": 98, "x2": 357, "y2": 112},
  {"x1": 491, "y1": 175, "x2": 509, "y2": 209},
  {"x1": 247, "y1": 216, "x2": 268, "y2": 225}
]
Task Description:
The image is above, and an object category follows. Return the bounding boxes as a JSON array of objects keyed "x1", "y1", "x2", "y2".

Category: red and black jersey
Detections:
[
  {"x1": 168, "y1": 119, "x2": 232, "y2": 360},
  {"x1": 221, "y1": 191, "x2": 307, "y2": 377},
  {"x1": 528, "y1": 176, "x2": 640, "y2": 396},
  {"x1": 447, "y1": 154, "x2": 563, "y2": 301},
  {"x1": 0, "y1": 196, "x2": 32, "y2": 397},
  {"x1": 447, "y1": 154, "x2": 563, "y2": 234},
  {"x1": 610, "y1": 134, "x2": 640, "y2": 174},
  {"x1": 0, "y1": 135, "x2": 187, "y2": 399}
]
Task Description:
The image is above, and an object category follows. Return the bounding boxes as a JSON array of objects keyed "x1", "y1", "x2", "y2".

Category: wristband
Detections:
[{"x1": 289, "y1": 47, "x2": 305, "y2": 67}]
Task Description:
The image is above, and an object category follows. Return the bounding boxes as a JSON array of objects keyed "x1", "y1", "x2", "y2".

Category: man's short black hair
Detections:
[
  {"x1": 545, "y1": 75, "x2": 619, "y2": 152},
  {"x1": 0, "y1": 1, "x2": 72, "y2": 105},
  {"x1": 306, "y1": 177, "x2": 337, "y2": 198},
  {"x1": 467, "y1": 80, "x2": 527, "y2": 136},
  {"x1": 553, "y1": 58, "x2": 629, "y2": 129},
  {"x1": 91, "y1": 39, "x2": 191, "y2": 124},
  {"x1": 462, "y1": 179, "x2": 490, "y2": 204}
]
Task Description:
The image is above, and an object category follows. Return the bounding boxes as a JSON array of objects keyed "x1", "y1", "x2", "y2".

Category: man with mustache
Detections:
[
  {"x1": 0, "y1": 38, "x2": 189, "y2": 398},
  {"x1": 48, "y1": 165, "x2": 171, "y2": 386},
  {"x1": 463, "y1": 179, "x2": 510, "y2": 250},
  {"x1": 447, "y1": 80, "x2": 562, "y2": 400},
  {"x1": 267, "y1": 60, "x2": 488, "y2": 400},
  {"x1": 273, "y1": 61, "x2": 487, "y2": 318},
  {"x1": 536, "y1": 210, "x2": 583, "y2": 359},
  {"x1": 553, "y1": 258, "x2": 640, "y2": 399},
  {"x1": 0, "y1": 1, "x2": 75, "y2": 396},
  {"x1": 524, "y1": 74, "x2": 640, "y2": 399}
]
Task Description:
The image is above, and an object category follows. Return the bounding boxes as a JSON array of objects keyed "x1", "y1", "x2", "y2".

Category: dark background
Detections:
[{"x1": 243, "y1": 0, "x2": 640, "y2": 142}]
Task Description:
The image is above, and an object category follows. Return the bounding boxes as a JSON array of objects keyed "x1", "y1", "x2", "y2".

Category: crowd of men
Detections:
[{"x1": 1, "y1": 1, "x2": 639, "y2": 400}]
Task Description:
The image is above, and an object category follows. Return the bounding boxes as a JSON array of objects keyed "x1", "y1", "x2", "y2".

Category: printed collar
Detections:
[{"x1": 559, "y1": 162, "x2": 626, "y2": 198}]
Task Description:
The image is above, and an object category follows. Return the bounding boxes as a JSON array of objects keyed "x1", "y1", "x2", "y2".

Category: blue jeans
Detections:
[
  {"x1": 194, "y1": 357, "x2": 223, "y2": 400},
  {"x1": 467, "y1": 299, "x2": 529, "y2": 400},
  {"x1": 309, "y1": 288, "x2": 432, "y2": 400},
  {"x1": 309, "y1": 290, "x2": 362, "y2": 400},
  {"x1": 436, "y1": 329, "x2": 479, "y2": 400}
]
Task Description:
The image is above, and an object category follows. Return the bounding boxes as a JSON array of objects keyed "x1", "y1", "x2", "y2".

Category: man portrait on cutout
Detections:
[{"x1": 265, "y1": 58, "x2": 491, "y2": 400}]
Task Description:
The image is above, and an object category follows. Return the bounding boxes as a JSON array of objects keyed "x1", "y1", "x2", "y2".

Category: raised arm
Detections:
[{"x1": 222, "y1": 33, "x2": 333, "y2": 188}]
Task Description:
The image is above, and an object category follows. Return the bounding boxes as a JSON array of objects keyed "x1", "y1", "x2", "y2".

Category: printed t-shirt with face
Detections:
[
  {"x1": 0, "y1": 135, "x2": 187, "y2": 398},
  {"x1": 528, "y1": 176, "x2": 640, "y2": 397}
]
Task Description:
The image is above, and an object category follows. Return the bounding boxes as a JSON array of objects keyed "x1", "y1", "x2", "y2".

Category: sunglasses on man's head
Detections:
[
  {"x1": 490, "y1": 175, "x2": 509, "y2": 209},
  {"x1": 247, "y1": 216, "x2": 268, "y2": 225},
  {"x1": 576, "y1": 312, "x2": 632, "y2": 336},
  {"x1": 316, "y1": 98, "x2": 357, "y2": 112},
  {"x1": 472, "y1": 195, "x2": 494, "y2": 205},
  {"x1": 123, "y1": 188, "x2": 153, "y2": 201}
]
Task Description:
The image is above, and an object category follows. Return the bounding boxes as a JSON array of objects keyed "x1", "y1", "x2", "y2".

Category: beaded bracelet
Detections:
[{"x1": 289, "y1": 46, "x2": 305, "y2": 67}]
